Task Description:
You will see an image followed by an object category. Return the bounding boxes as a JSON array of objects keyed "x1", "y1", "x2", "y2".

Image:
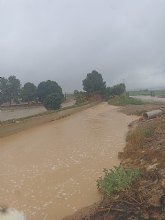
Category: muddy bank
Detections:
[
  {"x1": 66, "y1": 107, "x2": 165, "y2": 220},
  {"x1": 0, "y1": 102, "x2": 98, "y2": 138},
  {"x1": 0, "y1": 103, "x2": 137, "y2": 220},
  {"x1": 119, "y1": 103, "x2": 163, "y2": 116},
  {"x1": 0, "y1": 105, "x2": 47, "y2": 122}
]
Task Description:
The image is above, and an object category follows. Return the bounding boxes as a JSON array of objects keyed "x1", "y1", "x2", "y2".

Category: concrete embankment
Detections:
[{"x1": 0, "y1": 102, "x2": 99, "y2": 138}]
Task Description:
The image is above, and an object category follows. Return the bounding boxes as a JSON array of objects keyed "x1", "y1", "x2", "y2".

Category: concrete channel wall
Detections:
[{"x1": 0, "y1": 102, "x2": 100, "y2": 138}]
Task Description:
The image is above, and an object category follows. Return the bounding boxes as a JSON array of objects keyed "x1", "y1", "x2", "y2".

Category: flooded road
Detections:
[
  {"x1": 0, "y1": 103, "x2": 137, "y2": 220},
  {"x1": 0, "y1": 106, "x2": 46, "y2": 121}
]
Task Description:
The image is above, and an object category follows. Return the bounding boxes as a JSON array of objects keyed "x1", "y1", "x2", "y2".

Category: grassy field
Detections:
[
  {"x1": 128, "y1": 89, "x2": 165, "y2": 97},
  {"x1": 108, "y1": 96, "x2": 144, "y2": 106}
]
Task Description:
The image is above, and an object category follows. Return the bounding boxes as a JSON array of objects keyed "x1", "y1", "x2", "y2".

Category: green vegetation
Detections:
[
  {"x1": 21, "y1": 82, "x2": 37, "y2": 104},
  {"x1": 108, "y1": 96, "x2": 143, "y2": 106},
  {"x1": 83, "y1": 70, "x2": 106, "y2": 99},
  {"x1": 128, "y1": 89, "x2": 150, "y2": 96},
  {"x1": 97, "y1": 165, "x2": 140, "y2": 196},
  {"x1": 37, "y1": 80, "x2": 64, "y2": 103},
  {"x1": 43, "y1": 93, "x2": 63, "y2": 110},
  {"x1": 129, "y1": 89, "x2": 165, "y2": 97},
  {"x1": 74, "y1": 90, "x2": 87, "y2": 104},
  {"x1": 106, "y1": 83, "x2": 126, "y2": 97},
  {"x1": 37, "y1": 80, "x2": 64, "y2": 110},
  {"x1": 0, "y1": 76, "x2": 64, "y2": 109},
  {"x1": 0, "y1": 76, "x2": 21, "y2": 105},
  {"x1": 3, "y1": 71, "x2": 164, "y2": 110}
]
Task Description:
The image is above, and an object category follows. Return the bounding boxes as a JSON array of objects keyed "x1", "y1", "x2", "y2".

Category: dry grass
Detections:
[
  {"x1": 108, "y1": 96, "x2": 144, "y2": 106},
  {"x1": 120, "y1": 116, "x2": 165, "y2": 169},
  {"x1": 126, "y1": 122, "x2": 157, "y2": 148}
]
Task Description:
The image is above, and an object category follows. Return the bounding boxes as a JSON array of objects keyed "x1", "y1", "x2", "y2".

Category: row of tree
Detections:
[
  {"x1": 82, "y1": 70, "x2": 125, "y2": 99},
  {"x1": 0, "y1": 70, "x2": 126, "y2": 109},
  {"x1": 0, "y1": 76, "x2": 64, "y2": 109},
  {"x1": 73, "y1": 70, "x2": 125, "y2": 104},
  {"x1": 0, "y1": 75, "x2": 21, "y2": 105}
]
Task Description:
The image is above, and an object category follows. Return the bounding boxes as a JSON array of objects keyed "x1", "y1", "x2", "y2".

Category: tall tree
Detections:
[
  {"x1": 37, "y1": 80, "x2": 64, "y2": 102},
  {"x1": 82, "y1": 70, "x2": 106, "y2": 98},
  {"x1": 21, "y1": 82, "x2": 37, "y2": 104},
  {"x1": 7, "y1": 75, "x2": 21, "y2": 104},
  {"x1": 0, "y1": 77, "x2": 8, "y2": 104},
  {"x1": 0, "y1": 75, "x2": 21, "y2": 105}
]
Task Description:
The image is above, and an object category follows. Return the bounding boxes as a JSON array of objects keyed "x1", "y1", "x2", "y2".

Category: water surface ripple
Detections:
[{"x1": 0, "y1": 103, "x2": 137, "y2": 220}]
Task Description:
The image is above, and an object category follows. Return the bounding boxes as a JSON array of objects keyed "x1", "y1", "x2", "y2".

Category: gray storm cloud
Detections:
[{"x1": 0, "y1": 0, "x2": 165, "y2": 92}]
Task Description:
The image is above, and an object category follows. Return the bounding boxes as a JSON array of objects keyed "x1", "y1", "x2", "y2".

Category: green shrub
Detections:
[
  {"x1": 74, "y1": 90, "x2": 87, "y2": 104},
  {"x1": 108, "y1": 96, "x2": 143, "y2": 106},
  {"x1": 97, "y1": 165, "x2": 140, "y2": 196},
  {"x1": 43, "y1": 93, "x2": 63, "y2": 110}
]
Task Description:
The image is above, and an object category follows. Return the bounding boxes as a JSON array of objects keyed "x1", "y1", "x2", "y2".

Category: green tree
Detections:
[
  {"x1": 43, "y1": 93, "x2": 63, "y2": 110},
  {"x1": 21, "y1": 82, "x2": 37, "y2": 104},
  {"x1": 107, "y1": 83, "x2": 126, "y2": 97},
  {"x1": 37, "y1": 80, "x2": 63, "y2": 102},
  {"x1": 82, "y1": 70, "x2": 106, "y2": 98},
  {"x1": 0, "y1": 77, "x2": 8, "y2": 104},
  {"x1": 0, "y1": 75, "x2": 21, "y2": 105},
  {"x1": 7, "y1": 75, "x2": 21, "y2": 104}
]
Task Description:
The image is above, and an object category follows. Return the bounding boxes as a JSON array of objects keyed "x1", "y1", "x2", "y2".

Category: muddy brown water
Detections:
[{"x1": 0, "y1": 103, "x2": 138, "y2": 220}]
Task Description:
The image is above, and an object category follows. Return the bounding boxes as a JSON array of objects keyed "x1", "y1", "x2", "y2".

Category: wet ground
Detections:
[{"x1": 0, "y1": 103, "x2": 137, "y2": 220}]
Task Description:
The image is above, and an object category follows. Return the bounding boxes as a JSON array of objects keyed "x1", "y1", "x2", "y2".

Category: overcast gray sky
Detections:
[{"x1": 0, "y1": 0, "x2": 165, "y2": 92}]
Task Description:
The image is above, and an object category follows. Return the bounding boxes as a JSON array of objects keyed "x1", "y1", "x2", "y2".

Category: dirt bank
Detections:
[
  {"x1": 0, "y1": 105, "x2": 47, "y2": 122},
  {"x1": 119, "y1": 103, "x2": 163, "y2": 116},
  {"x1": 65, "y1": 105, "x2": 165, "y2": 220}
]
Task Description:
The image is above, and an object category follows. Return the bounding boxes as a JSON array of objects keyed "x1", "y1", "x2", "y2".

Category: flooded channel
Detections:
[{"x1": 0, "y1": 103, "x2": 137, "y2": 220}]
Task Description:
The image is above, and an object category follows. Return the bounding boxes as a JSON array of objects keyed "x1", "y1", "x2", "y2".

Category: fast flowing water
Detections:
[{"x1": 0, "y1": 103, "x2": 137, "y2": 220}]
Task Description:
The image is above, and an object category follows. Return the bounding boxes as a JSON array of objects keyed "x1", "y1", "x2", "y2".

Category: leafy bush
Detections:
[
  {"x1": 97, "y1": 165, "x2": 140, "y2": 196},
  {"x1": 108, "y1": 96, "x2": 143, "y2": 106},
  {"x1": 74, "y1": 90, "x2": 87, "y2": 104},
  {"x1": 107, "y1": 83, "x2": 126, "y2": 97},
  {"x1": 37, "y1": 80, "x2": 63, "y2": 102},
  {"x1": 43, "y1": 93, "x2": 63, "y2": 110}
]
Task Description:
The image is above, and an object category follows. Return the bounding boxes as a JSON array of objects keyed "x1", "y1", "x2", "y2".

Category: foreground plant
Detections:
[{"x1": 97, "y1": 165, "x2": 140, "y2": 196}]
